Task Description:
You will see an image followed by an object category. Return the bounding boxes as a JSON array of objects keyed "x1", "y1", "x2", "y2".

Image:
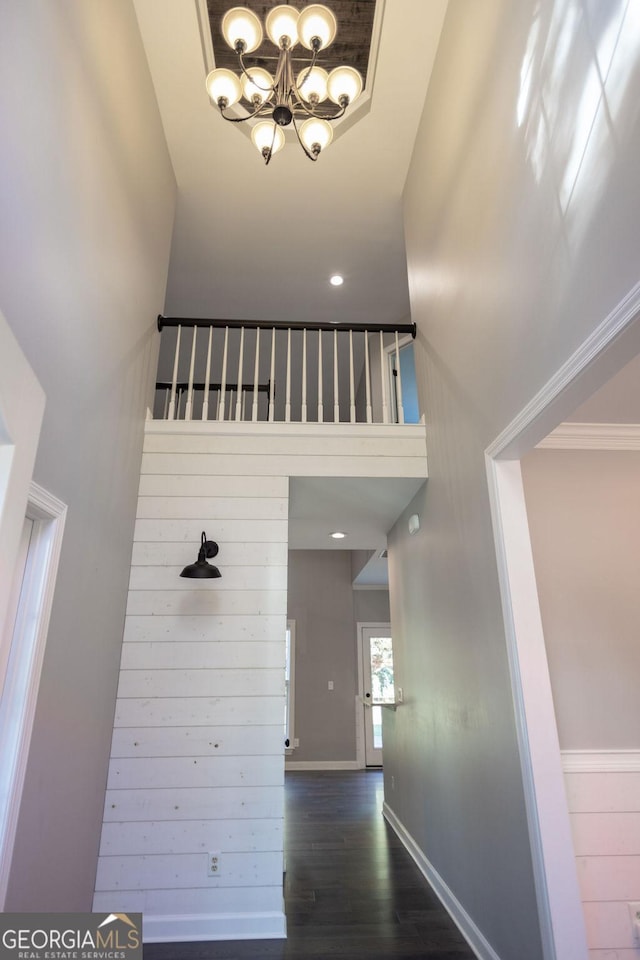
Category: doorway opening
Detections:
[
  {"x1": 0, "y1": 483, "x2": 66, "y2": 907},
  {"x1": 357, "y1": 622, "x2": 394, "y2": 767}
]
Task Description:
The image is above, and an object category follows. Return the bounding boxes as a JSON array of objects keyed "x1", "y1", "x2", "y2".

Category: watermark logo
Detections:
[{"x1": 0, "y1": 913, "x2": 142, "y2": 960}]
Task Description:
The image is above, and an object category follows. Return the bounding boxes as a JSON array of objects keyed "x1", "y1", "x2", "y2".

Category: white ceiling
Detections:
[{"x1": 134, "y1": 0, "x2": 445, "y2": 573}]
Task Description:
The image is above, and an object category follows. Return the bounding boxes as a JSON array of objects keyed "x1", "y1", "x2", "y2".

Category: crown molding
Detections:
[{"x1": 536, "y1": 422, "x2": 640, "y2": 450}]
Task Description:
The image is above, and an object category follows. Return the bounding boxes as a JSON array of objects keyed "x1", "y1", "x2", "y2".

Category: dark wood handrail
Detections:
[
  {"x1": 155, "y1": 380, "x2": 271, "y2": 394},
  {"x1": 157, "y1": 315, "x2": 416, "y2": 338}
]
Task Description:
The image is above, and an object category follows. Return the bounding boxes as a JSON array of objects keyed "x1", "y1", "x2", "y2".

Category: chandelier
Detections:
[{"x1": 205, "y1": 4, "x2": 364, "y2": 164}]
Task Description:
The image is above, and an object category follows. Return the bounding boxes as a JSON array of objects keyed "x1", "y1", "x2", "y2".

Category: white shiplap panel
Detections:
[
  {"x1": 138, "y1": 474, "x2": 287, "y2": 498},
  {"x1": 110, "y1": 724, "x2": 284, "y2": 759},
  {"x1": 120, "y1": 641, "x2": 284, "y2": 671},
  {"x1": 107, "y1": 755, "x2": 283, "y2": 790},
  {"x1": 143, "y1": 432, "x2": 426, "y2": 458},
  {"x1": 128, "y1": 565, "x2": 287, "y2": 592},
  {"x1": 570, "y1": 811, "x2": 640, "y2": 856},
  {"x1": 576, "y1": 855, "x2": 640, "y2": 901},
  {"x1": 131, "y1": 541, "x2": 288, "y2": 567},
  {"x1": 136, "y1": 496, "x2": 287, "y2": 520},
  {"x1": 141, "y1": 452, "x2": 427, "y2": 478},
  {"x1": 123, "y1": 615, "x2": 283, "y2": 644},
  {"x1": 125, "y1": 590, "x2": 287, "y2": 617},
  {"x1": 94, "y1": 884, "x2": 283, "y2": 915},
  {"x1": 104, "y1": 785, "x2": 284, "y2": 822},
  {"x1": 99, "y1": 817, "x2": 283, "y2": 856},
  {"x1": 134, "y1": 517, "x2": 287, "y2": 544},
  {"x1": 114, "y1": 696, "x2": 283, "y2": 728},
  {"x1": 117, "y1": 668, "x2": 283, "y2": 699},
  {"x1": 583, "y1": 900, "x2": 639, "y2": 950},
  {"x1": 95, "y1": 851, "x2": 284, "y2": 891},
  {"x1": 565, "y1": 772, "x2": 640, "y2": 812}
]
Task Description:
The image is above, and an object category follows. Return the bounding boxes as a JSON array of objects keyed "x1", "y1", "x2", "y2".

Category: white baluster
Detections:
[
  {"x1": 268, "y1": 327, "x2": 276, "y2": 422},
  {"x1": 333, "y1": 329, "x2": 339, "y2": 423},
  {"x1": 235, "y1": 326, "x2": 245, "y2": 421},
  {"x1": 185, "y1": 327, "x2": 197, "y2": 421},
  {"x1": 380, "y1": 330, "x2": 389, "y2": 424},
  {"x1": 177, "y1": 387, "x2": 184, "y2": 420},
  {"x1": 364, "y1": 331, "x2": 372, "y2": 423},
  {"x1": 218, "y1": 326, "x2": 229, "y2": 421},
  {"x1": 349, "y1": 329, "x2": 356, "y2": 423},
  {"x1": 252, "y1": 327, "x2": 260, "y2": 422},
  {"x1": 394, "y1": 330, "x2": 405, "y2": 424},
  {"x1": 163, "y1": 387, "x2": 170, "y2": 421},
  {"x1": 285, "y1": 328, "x2": 292, "y2": 422},
  {"x1": 202, "y1": 326, "x2": 213, "y2": 420},
  {"x1": 317, "y1": 330, "x2": 323, "y2": 423},
  {"x1": 168, "y1": 324, "x2": 181, "y2": 420},
  {"x1": 301, "y1": 328, "x2": 307, "y2": 423}
]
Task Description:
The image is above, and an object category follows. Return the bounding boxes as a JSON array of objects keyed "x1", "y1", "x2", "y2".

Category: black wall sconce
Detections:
[{"x1": 180, "y1": 531, "x2": 221, "y2": 579}]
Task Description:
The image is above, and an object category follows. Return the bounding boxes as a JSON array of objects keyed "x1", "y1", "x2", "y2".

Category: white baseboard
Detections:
[
  {"x1": 561, "y1": 750, "x2": 640, "y2": 773},
  {"x1": 285, "y1": 760, "x2": 363, "y2": 771},
  {"x1": 143, "y1": 911, "x2": 286, "y2": 942},
  {"x1": 382, "y1": 802, "x2": 501, "y2": 960}
]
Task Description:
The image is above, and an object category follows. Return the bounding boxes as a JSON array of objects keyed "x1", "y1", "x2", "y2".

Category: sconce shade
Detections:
[{"x1": 180, "y1": 532, "x2": 221, "y2": 579}]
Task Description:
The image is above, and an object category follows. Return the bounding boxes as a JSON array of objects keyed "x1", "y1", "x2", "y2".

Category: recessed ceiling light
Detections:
[
  {"x1": 329, "y1": 274, "x2": 344, "y2": 286},
  {"x1": 330, "y1": 531, "x2": 346, "y2": 539}
]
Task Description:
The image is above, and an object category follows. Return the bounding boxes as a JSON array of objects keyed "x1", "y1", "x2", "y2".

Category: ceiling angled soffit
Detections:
[{"x1": 198, "y1": 0, "x2": 380, "y2": 142}]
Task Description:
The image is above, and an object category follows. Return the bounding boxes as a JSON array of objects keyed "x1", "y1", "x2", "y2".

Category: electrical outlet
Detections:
[
  {"x1": 208, "y1": 851, "x2": 221, "y2": 877},
  {"x1": 293, "y1": 738, "x2": 299, "y2": 747},
  {"x1": 397, "y1": 687, "x2": 404, "y2": 703},
  {"x1": 629, "y1": 902, "x2": 640, "y2": 945}
]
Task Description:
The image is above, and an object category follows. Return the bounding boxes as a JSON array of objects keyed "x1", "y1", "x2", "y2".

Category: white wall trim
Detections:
[
  {"x1": 487, "y1": 280, "x2": 640, "y2": 458},
  {"x1": 284, "y1": 760, "x2": 363, "y2": 771},
  {"x1": 146, "y1": 419, "x2": 427, "y2": 440},
  {"x1": 537, "y1": 422, "x2": 640, "y2": 450},
  {"x1": 561, "y1": 750, "x2": 640, "y2": 773},
  {"x1": 383, "y1": 802, "x2": 502, "y2": 960},
  {"x1": 143, "y1": 910, "x2": 286, "y2": 942},
  {"x1": 485, "y1": 458, "x2": 582, "y2": 960},
  {"x1": 0, "y1": 481, "x2": 67, "y2": 908}
]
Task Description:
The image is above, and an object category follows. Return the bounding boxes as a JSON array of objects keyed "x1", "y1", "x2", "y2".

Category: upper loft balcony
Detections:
[{"x1": 153, "y1": 316, "x2": 423, "y2": 430}]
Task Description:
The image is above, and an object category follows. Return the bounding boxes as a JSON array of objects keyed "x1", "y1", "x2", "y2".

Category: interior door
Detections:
[{"x1": 361, "y1": 626, "x2": 394, "y2": 766}]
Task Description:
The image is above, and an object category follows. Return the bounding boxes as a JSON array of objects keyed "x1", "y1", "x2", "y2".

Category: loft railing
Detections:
[{"x1": 154, "y1": 316, "x2": 416, "y2": 425}]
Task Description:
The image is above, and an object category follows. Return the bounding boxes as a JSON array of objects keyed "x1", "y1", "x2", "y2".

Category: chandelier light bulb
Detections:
[
  {"x1": 265, "y1": 5, "x2": 300, "y2": 49},
  {"x1": 206, "y1": 68, "x2": 242, "y2": 108},
  {"x1": 297, "y1": 4, "x2": 337, "y2": 51},
  {"x1": 221, "y1": 7, "x2": 263, "y2": 53},
  {"x1": 327, "y1": 66, "x2": 363, "y2": 107},
  {"x1": 251, "y1": 121, "x2": 286, "y2": 160},
  {"x1": 296, "y1": 66, "x2": 329, "y2": 104},
  {"x1": 299, "y1": 117, "x2": 333, "y2": 156},
  {"x1": 242, "y1": 68, "x2": 274, "y2": 105}
]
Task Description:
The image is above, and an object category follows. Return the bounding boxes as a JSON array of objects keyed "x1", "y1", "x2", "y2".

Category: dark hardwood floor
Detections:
[{"x1": 144, "y1": 770, "x2": 475, "y2": 959}]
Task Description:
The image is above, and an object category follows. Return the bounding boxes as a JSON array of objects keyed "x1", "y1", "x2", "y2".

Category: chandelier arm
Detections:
[
  {"x1": 291, "y1": 113, "x2": 319, "y2": 162},
  {"x1": 218, "y1": 101, "x2": 273, "y2": 123},
  {"x1": 294, "y1": 46, "x2": 319, "y2": 96},
  {"x1": 237, "y1": 51, "x2": 275, "y2": 94},
  {"x1": 290, "y1": 98, "x2": 348, "y2": 122}
]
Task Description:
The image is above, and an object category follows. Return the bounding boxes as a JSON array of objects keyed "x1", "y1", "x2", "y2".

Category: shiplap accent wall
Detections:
[
  {"x1": 562, "y1": 751, "x2": 640, "y2": 959},
  {"x1": 94, "y1": 420, "x2": 427, "y2": 942}
]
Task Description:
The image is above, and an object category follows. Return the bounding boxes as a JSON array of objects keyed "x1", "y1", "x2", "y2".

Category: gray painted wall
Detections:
[
  {"x1": 392, "y1": 0, "x2": 640, "y2": 956},
  {"x1": 522, "y1": 448, "x2": 640, "y2": 750},
  {"x1": 0, "y1": 1, "x2": 176, "y2": 909},
  {"x1": 288, "y1": 550, "x2": 389, "y2": 762}
]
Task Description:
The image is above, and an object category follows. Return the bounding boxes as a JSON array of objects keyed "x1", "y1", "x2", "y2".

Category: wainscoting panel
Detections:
[{"x1": 562, "y1": 751, "x2": 640, "y2": 957}]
